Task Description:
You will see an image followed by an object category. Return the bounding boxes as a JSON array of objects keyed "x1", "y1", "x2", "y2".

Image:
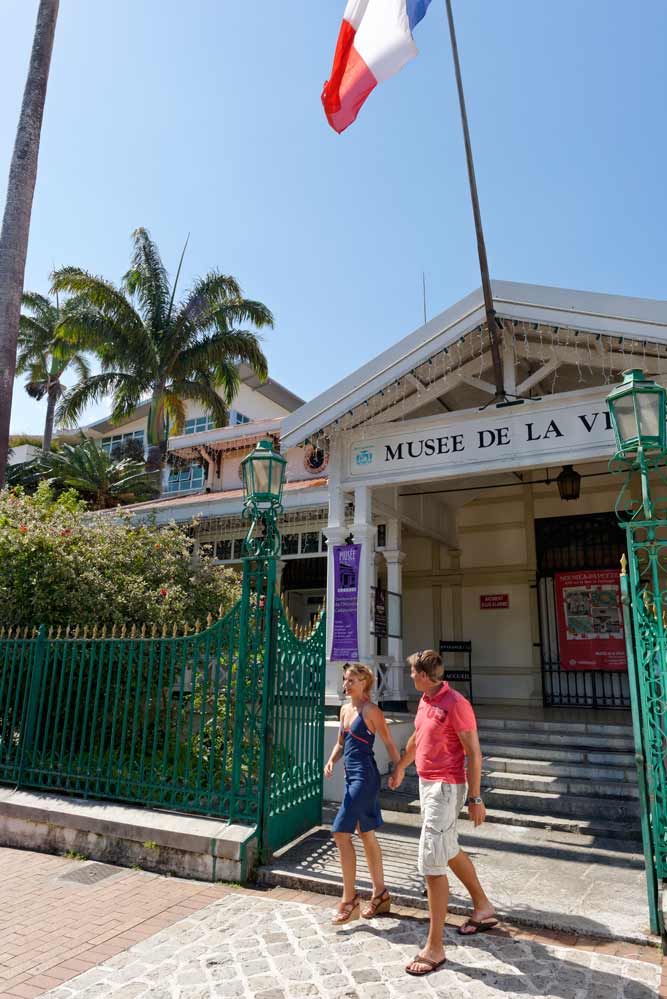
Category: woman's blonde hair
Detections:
[{"x1": 343, "y1": 662, "x2": 374, "y2": 696}]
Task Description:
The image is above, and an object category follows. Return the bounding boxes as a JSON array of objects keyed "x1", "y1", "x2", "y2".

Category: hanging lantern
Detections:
[
  {"x1": 606, "y1": 369, "x2": 667, "y2": 456},
  {"x1": 556, "y1": 465, "x2": 581, "y2": 501}
]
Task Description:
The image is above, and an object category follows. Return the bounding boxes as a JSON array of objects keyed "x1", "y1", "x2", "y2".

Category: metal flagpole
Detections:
[{"x1": 444, "y1": 0, "x2": 507, "y2": 403}]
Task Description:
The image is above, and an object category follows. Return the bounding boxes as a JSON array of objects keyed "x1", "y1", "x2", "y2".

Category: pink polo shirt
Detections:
[{"x1": 414, "y1": 682, "x2": 477, "y2": 783}]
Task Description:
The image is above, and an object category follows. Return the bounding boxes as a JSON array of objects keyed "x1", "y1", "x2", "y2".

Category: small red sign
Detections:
[{"x1": 480, "y1": 594, "x2": 509, "y2": 609}]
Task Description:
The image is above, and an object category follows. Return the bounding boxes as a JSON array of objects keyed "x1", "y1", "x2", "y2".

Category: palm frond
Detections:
[
  {"x1": 51, "y1": 267, "x2": 144, "y2": 336},
  {"x1": 56, "y1": 372, "x2": 135, "y2": 428},
  {"x1": 174, "y1": 330, "x2": 268, "y2": 384},
  {"x1": 163, "y1": 393, "x2": 187, "y2": 435},
  {"x1": 169, "y1": 377, "x2": 230, "y2": 426},
  {"x1": 121, "y1": 228, "x2": 170, "y2": 330}
]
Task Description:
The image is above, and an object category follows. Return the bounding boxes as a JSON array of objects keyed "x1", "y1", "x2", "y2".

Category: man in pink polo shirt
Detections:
[{"x1": 389, "y1": 649, "x2": 496, "y2": 977}]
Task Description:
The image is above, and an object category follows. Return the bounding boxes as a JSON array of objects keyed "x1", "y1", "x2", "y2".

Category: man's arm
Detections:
[
  {"x1": 387, "y1": 731, "x2": 416, "y2": 790},
  {"x1": 457, "y1": 728, "x2": 486, "y2": 827}
]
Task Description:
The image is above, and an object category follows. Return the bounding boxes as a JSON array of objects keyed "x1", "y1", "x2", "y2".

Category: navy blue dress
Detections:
[{"x1": 331, "y1": 709, "x2": 383, "y2": 834}]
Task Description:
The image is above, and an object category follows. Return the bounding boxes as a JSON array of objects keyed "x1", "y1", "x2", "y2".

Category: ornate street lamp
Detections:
[
  {"x1": 608, "y1": 369, "x2": 667, "y2": 521},
  {"x1": 241, "y1": 438, "x2": 287, "y2": 557},
  {"x1": 607, "y1": 369, "x2": 667, "y2": 938}
]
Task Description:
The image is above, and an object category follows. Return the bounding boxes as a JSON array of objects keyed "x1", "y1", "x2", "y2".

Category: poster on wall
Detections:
[
  {"x1": 331, "y1": 544, "x2": 361, "y2": 661},
  {"x1": 555, "y1": 570, "x2": 627, "y2": 672}
]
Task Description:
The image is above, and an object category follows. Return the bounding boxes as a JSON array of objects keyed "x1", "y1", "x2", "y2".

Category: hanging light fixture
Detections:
[{"x1": 556, "y1": 464, "x2": 581, "y2": 501}]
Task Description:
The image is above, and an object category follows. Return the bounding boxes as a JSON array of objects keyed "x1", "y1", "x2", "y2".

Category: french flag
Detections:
[{"x1": 322, "y1": 0, "x2": 433, "y2": 134}]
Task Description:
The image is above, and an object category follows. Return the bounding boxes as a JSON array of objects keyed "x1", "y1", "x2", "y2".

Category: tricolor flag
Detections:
[{"x1": 322, "y1": 0, "x2": 434, "y2": 134}]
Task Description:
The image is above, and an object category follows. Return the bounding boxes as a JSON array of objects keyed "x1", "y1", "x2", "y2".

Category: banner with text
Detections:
[
  {"x1": 555, "y1": 570, "x2": 627, "y2": 672},
  {"x1": 331, "y1": 544, "x2": 361, "y2": 661},
  {"x1": 348, "y1": 392, "x2": 620, "y2": 480}
]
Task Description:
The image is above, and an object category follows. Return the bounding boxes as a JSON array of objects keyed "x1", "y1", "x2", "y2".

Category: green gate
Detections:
[{"x1": 0, "y1": 568, "x2": 325, "y2": 856}]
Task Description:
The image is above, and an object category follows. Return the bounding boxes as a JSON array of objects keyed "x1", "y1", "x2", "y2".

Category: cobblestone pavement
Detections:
[{"x1": 42, "y1": 892, "x2": 663, "y2": 999}]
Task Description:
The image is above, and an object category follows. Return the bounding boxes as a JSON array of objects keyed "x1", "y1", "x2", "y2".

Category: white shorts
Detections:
[{"x1": 417, "y1": 779, "x2": 467, "y2": 876}]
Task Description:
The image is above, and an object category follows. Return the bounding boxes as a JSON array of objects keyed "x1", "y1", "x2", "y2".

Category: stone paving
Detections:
[
  {"x1": 42, "y1": 893, "x2": 662, "y2": 999},
  {"x1": 262, "y1": 812, "x2": 655, "y2": 944}
]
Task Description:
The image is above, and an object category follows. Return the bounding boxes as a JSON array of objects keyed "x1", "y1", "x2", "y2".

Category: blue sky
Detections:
[{"x1": 3, "y1": 0, "x2": 667, "y2": 433}]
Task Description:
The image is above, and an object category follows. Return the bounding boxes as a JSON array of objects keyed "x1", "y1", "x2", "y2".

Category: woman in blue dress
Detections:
[{"x1": 324, "y1": 663, "x2": 401, "y2": 925}]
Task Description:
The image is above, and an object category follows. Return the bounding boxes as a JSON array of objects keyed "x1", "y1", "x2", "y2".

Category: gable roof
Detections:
[{"x1": 281, "y1": 280, "x2": 667, "y2": 448}]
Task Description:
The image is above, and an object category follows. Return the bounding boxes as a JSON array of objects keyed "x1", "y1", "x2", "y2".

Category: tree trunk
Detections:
[
  {"x1": 42, "y1": 383, "x2": 57, "y2": 452},
  {"x1": 146, "y1": 390, "x2": 165, "y2": 472},
  {"x1": 0, "y1": 0, "x2": 59, "y2": 487}
]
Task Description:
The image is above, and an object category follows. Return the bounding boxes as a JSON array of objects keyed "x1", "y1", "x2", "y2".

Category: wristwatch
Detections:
[{"x1": 467, "y1": 796, "x2": 483, "y2": 805}]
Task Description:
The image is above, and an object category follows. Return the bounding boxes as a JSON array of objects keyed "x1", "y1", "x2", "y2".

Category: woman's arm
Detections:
[
  {"x1": 387, "y1": 731, "x2": 416, "y2": 789},
  {"x1": 364, "y1": 704, "x2": 401, "y2": 766},
  {"x1": 324, "y1": 711, "x2": 346, "y2": 779}
]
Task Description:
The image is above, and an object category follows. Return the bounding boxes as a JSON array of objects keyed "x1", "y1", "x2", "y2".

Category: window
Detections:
[
  {"x1": 230, "y1": 410, "x2": 251, "y2": 426},
  {"x1": 282, "y1": 534, "x2": 299, "y2": 555},
  {"x1": 165, "y1": 461, "x2": 205, "y2": 494},
  {"x1": 301, "y1": 532, "x2": 320, "y2": 554},
  {"x1": 184, "y1": 416, "x2": 216, "y2": 435},
  {"x1": 101, "y1": 429, "x2": 144, "y2": 454},
  {"x1": 216, "y1": 539, "x2": 233, "y2": 561}
]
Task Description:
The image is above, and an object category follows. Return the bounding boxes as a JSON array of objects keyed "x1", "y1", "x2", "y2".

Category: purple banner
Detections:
[{"x1": 331, "y1": 544, "x2": 361, "y2": 661}]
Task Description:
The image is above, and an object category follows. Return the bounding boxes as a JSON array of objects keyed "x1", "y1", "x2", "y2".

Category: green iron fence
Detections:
[
  {"x1": 0, "y1": 571, "x2": 326, "y2": 854},
  {"x1": 620, "y1": 522, "x2": 667, "y2": 935}
]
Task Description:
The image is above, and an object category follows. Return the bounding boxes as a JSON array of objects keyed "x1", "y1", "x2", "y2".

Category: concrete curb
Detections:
[{"x1": 0, "y1": 787, "x2": 257, "y2": 882}]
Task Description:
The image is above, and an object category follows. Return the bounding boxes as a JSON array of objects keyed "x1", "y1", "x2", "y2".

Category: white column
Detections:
[
  {"x1": 382, "y1": 549, "x2": 407, "y2": 702},
  {"x1": 352, "y1": 484, "x2": 375, "y2": 666}
]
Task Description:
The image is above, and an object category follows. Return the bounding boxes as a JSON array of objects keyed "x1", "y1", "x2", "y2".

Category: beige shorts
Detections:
[{"x1": 417, "y1": 779, "x2": 467, "y2": 876}]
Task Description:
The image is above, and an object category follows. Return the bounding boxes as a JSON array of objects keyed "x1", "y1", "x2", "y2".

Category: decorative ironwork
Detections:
[{"x1": 536, "y1": 513, "x2": 630, "y2": 709}]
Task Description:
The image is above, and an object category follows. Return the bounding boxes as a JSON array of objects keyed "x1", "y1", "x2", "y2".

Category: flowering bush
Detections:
[{"x1": 0, "y1": 483, "x2": 240, "y2": 629}]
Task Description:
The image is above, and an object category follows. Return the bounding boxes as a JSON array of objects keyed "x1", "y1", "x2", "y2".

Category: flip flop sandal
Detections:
[
  {"x1": 457, "y1": 918, "x2": 499, "y2": 936},
  {"x1": 405, "y1": 954, "x2": 447, "y2": 977}
]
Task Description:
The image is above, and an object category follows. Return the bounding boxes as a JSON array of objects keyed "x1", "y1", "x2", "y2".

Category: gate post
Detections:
[
  {"x1": 619, "y1": 562, "x2": 661, "y2": 934},
  {"x1": 17, "y1": 624, "x2": 46, "y2": 788}
]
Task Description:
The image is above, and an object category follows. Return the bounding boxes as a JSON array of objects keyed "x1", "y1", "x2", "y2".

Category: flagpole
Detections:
[{"x1": 444, "y1": 0, "x2": 506, "y2": 402}]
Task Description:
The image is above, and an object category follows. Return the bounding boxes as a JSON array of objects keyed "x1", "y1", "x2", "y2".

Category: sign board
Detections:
[
  {"x1": 373, "y1": 587, "x2": 388, "y2": 640},
  {"x1": 439, "y1": 640, "x2": 473, "y2": 702},
  {"x1": 480, "y1": 594, "x2": 509, "y2": 610},
  {"x1": 347, "y1": 390, "x2": 618, "y2": 483},
  {"x1": 330, "y1": 544, "x2": 360, "y2": 661},
  {"x1": 555, "y1": 570, "x2": 627, "y2": 672}
]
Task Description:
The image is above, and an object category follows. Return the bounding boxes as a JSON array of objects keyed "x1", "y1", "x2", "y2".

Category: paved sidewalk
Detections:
[
  {"x1": 42, "y1": 892, "x2": 662, "y2": 999},
  {"x1": 260, "y1": 809, "x2": 655, "y2": 944},
  {"x1": 0, "y1": 848, "x2": 228, "y2": 998}
]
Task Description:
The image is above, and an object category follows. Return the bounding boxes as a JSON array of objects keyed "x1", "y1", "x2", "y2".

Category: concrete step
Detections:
[
  {"x1": 477, "y1": 727, "x2": 635, "y2": 752},
  {"x1": 483, "y1": 755, "x2": 634, "y2": 782},
  {"x1": 481, "y1": 785, "x2": 640, "y2": 821},
  {"x1": 477, "y1": 717, "x2": 633, "y2": 737},
  {"x1": 481, "y1": 769, "x2": 639, "y2": 800},
  {"x1": 379, "y1": 789, "x2": 641, "y2": 841},
  {"x1": 481, "y1": 741, "x2": 636, "y2": 769}
]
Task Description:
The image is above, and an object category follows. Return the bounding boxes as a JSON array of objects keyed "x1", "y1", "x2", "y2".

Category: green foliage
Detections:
[
  {"x1": 51, "y1": 228, "x2": 273, "y2": 457},
  {"x1": 33, "y1": 436, "x2": 159, "y2": 509},
  {"x1": 0, "y1": 483, "x2": 241, "y2": 628}
]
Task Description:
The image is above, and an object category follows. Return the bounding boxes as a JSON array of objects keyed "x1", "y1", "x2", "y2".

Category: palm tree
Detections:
[
  {"x1": 52, "y1": 228, "x2": 273, "y2": 470},
  {"x1": 17, "y1": 292, "x2": 90, "y2": 452},
  {"x1": 35, "y1": 437, "x2": 159, "y2": 509},
  {"x1": 0, "y1": 0, "x2": 60, "y2": 488}
]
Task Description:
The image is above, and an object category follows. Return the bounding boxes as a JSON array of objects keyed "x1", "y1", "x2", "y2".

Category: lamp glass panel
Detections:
[
  {"x1": 253, "y1": 458, "x2": 270, "y2": 494},
  {"x1": 613, "y1": 394, "x2": 638, "y2": 443},
  {"x1": 636, "y1": 392, "x2": 660, "y2": 439}
]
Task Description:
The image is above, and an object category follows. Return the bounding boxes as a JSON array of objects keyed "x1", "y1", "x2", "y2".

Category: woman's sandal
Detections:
[
  {"x1": 361, "y1": 888, "x2": 391, "y2": 919},
  {"x1": 331, "y1": 894, "x2": 360, "y2": 925}
]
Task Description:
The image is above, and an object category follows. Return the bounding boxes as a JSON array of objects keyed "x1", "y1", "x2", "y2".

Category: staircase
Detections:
[{"x1": 381, "y1": 715, "x2": 641, "y2": 843}]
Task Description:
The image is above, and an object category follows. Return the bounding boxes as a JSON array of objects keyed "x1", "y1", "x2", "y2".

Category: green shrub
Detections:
[{"x1": 0, "y1": 483, "x2": 240, "y2": 629}]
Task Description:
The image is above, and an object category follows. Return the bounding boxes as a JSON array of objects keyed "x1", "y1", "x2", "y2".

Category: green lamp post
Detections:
[
  {"x1": 607, "y1": 369, "x2": 667, "y2": 937},
  {"x1": 241, "y1": 438, "x2": 288, "y2": 557}
]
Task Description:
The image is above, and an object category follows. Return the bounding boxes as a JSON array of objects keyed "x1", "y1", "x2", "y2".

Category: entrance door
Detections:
[{"x1": 536, "y1": 512, "x2": 630, "y2": 709}]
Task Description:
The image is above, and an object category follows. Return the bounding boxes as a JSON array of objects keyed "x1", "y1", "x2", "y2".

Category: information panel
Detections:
[{"x1": 555, "y1": 570, "x2": 627, "y2": 672}]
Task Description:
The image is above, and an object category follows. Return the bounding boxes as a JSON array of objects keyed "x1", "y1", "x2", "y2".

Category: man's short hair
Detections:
[{"x1": 407, "y1": 649, "x2": 444, "y2": 681}]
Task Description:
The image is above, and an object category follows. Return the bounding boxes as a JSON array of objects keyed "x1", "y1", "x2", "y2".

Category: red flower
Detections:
[
  {"x1": 60, "y1": 529, "x2": 71, "y2": 537},
  {"x1": 160, "y1": 588, "x2": 167, "y2": 598},
  {"x1": 18, "y1": 525, "x2": 27, "y2": 533}
]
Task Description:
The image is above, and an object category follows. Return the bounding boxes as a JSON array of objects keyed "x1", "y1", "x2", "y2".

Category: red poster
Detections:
[
  {"x1": 480, "y1": 594, "x2": 509, "y2": 609},
  {"x1": 555, "y1": 570, "x2": 627, "y2": 672}
]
